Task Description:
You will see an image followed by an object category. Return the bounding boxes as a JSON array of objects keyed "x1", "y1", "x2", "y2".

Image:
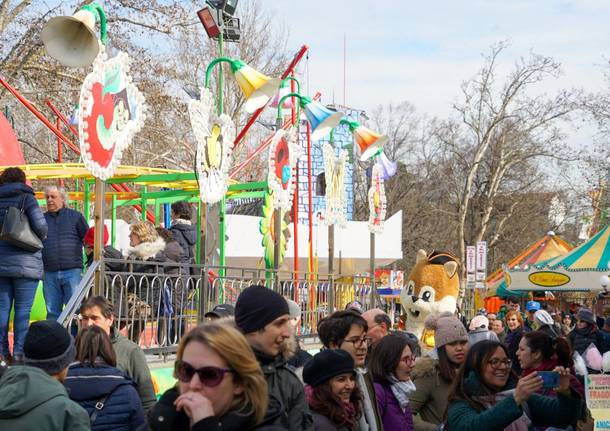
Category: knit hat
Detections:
[
  {"x1": 576, "y1": 308, "x2": 596, "y2": 326},
  {"x1": 83, "y1": 225, "x2": 109, "y2": 247},
  {"x1": 425, "y1": 312, "x2": 468, "y2": 349},
  {"x1": 469, "y1": 315, "x2": 489, "y2": 331},
  {"x1": 24, "y1": 320, "x2": 75, "y2": 375},
  {"x1": 285, "y1": 299, "x2": 301, "y2": 320},
  {"x1": 303, "y1": 349, "x2": 355, "y2": 387},
  {"x1": 235, "y1": 285, "x2": 289, "y2": 334},
  {"x1": 534, "y1": 309, "x2": 554, "y2": 327},
  {"x1": 204, "y1": 304, "x2": 235, "y2": 319}
]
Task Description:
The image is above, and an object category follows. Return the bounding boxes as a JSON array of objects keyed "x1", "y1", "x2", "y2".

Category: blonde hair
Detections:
[
  {"x1": 130, "y1": 221, "x2": 158, "y2": 243},
  {"x1": 175, "y1": 323, "x2": 268, "y2": 424}
]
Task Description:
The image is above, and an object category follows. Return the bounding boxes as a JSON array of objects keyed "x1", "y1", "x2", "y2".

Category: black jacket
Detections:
[
  {"x1": 569, "y1": 324, "x2": 606, "y2": 355},
  {"x1": 144, "y1": 387, "x2": 275, "y2": 431},
  {"x1": 86, "y1": 245, "x2": 126, "y2": 272},
  {"x1": 65, "y1": 363, "x2": 145, "y2": 431},
  {"x1": 254, "y1": 349, "x2": 314, "y2": 431},
  {"x1": 169, "y1": 223, "x2": 197, "y2": 261},
  {"x1": 0, "y1": 182, "x2": 48, "y2": 280},
  {"x1": 42, "y1": 207, "x2": 88, "y2": 271}
]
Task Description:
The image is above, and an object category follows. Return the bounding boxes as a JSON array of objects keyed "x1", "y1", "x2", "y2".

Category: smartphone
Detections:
[{"x1": 538, "y1": 371, "x2": 559, "y2": 388}]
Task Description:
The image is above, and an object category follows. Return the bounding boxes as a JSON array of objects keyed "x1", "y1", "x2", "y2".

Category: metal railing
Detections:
[{"x1": 60, "y1": 259, "x2": 375, "y2": 355}]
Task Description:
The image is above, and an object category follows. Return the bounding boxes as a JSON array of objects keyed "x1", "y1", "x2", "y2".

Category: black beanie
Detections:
[
  {"x1": 24, "y1": 320, "x2": 75, "y2": 375},
  {"x1": 235, "y1": 285, "x2": 289, "y2": 334},
  {"x1": 303, "y1": 349, "x2": 355, "y2": 387}
]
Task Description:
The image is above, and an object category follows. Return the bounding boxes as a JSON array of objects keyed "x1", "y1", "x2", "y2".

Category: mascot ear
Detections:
[
  {"x1": 444, "y1": 261, "x2": 458, "y2": 278},
  {"x1": 416, "y1": 250, "x2": 427, "y2": 265}
]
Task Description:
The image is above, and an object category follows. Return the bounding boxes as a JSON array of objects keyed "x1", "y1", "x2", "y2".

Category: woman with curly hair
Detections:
[{"x1": 303, "y1": 349, "x2": 362, "y2": 430}]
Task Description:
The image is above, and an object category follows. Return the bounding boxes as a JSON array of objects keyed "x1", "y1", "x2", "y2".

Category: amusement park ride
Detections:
[{"x1": 0, "y1": 2, "x2": 403, "y2": 311}]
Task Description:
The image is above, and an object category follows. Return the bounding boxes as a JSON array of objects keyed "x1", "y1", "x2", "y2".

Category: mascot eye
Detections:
[
  {"x1": 406, "y1": 281, "x2": 415, "y2": 296},
  {"x1": 422, "y1": 291, "x2": 432, "y2": 302}
]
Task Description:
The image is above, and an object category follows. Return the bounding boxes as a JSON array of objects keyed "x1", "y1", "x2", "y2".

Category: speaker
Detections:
[{"x1": 41, "y1": 10, "x2": 100, "y2": 68}]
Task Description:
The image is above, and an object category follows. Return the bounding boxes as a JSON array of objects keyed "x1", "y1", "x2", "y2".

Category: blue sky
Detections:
[{"x1": 265, "y1": 0, "x2": 610, "y2": 122}]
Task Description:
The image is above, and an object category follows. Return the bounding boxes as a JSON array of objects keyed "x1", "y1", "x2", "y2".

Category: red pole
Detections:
[
  {"x1": 291, "y1": 73, "x2": 299, "y2": 289},
  {"x1": 231, "y1": 45, "x2": 309, "y2": 151},
  {"x1": 56, "y1": 117, "x2": 65, "y2": 187},
  {"x1": 306, "y1": 121, "x2": 314, "y2": 276},
  {"x1": 0, "y1": 77, "x2": 79, "y2": 154}
]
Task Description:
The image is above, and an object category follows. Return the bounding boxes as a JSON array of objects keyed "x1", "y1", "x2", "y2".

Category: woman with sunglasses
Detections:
[
  {"x1": 303, "y1": 349, "x2": 363, "y2": 430},
  {"x1": 147, "y1": 323, "x2": 268, "y2": 431},
  {"x1": 368, "y1": 334, "x2": 418, "y2": 431},
  {"x1": 446, "y1": 340, "x2": 582, "y2": 431}
]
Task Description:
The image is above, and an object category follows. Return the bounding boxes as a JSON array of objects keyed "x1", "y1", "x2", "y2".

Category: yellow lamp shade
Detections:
[{"x1": 233, "y1": 63, "x2": 281, "y2": 113}]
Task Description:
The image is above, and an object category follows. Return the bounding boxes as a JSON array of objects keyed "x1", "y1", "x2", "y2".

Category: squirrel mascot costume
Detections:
[{"x1": 399, "y1": 250, "x2": 461, "y2": 348}]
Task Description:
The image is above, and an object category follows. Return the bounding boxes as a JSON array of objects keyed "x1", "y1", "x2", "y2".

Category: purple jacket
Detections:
[{"x1": 374, "y1": 382, "x2": 414, "y2": 431}]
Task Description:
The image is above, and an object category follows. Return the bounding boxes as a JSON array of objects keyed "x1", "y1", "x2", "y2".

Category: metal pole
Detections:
[
  {"x1": 306, "y1": 121, "x2": 314, "y2": 277},
  {"x1": 370, "y1": 232, "x2": 376, "y2": 309},
  {"x1": 93, "y1": 178, "x2": 105, "y2": 296},
  {"x1": 273, "y1": 208, "x2": 281, "y2": 271},
  {"x1": 291, "y1": 74, "x2": 299, "y2": 285}
]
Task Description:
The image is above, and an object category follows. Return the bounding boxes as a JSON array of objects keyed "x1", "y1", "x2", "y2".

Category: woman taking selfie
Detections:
[
  {"x1": 147, "y1": 323, "x2": 268, "y2": 431},
  {"x1": 303, "y1": 349, "x2": 362, "y2": 430},
  {"x1": 368, "y1": 334, "x2": 417, "y2": 431},
  {"x1": 409, "y1": 313, "x2": 469, "y2": 430},
  {"x1": 446, "y1": 340, "x2": 582, "y2": 431}
]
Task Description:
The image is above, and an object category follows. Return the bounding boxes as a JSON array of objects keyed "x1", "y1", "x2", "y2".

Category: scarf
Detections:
[
  {"x1": 388, "y1": 374, "x2": 416, "y2": 412},
  {"x1": 172, "y1": 219, "x2": 191, "y2": 226},
  {"x1": 475, "y1": 389, "x2": 532, "y2": 431}
]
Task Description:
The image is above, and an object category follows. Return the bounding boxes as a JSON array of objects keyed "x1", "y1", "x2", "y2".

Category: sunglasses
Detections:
[{"x1": 175, "y1": 360, "x2": 233, "y2": 387}]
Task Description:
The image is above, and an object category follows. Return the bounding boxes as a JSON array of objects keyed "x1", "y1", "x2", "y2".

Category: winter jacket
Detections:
[
  {"x1": 409, "y1": 356, "x2": 452, "y2": 431},
  {"x1": 42, "y1": 206, "x2": 88, "y2": 271},
  {"x1": 254, "y1": 348, "x2": 314, "y2": 431},
  {"x1": 495, "y1": 330, "x2": 507, "y2": 344},
  {"x1": 468, "y1": 328, "x2": 500, "y2": 345},
  {"x1": 569, "y1": 324, "x2": 606, "y2": 355},
  {"x1": 356, "y1": 369, "x2": 384, "y2": 431},
  {"x1": 0, "y1": 365, "x2": 89, "y2": 431},
  {"x1": 125, "y1": 237, "x2": 170, "y2": 275},
  {"x1": 0, "y1": 182, "x2": 48, "y2": 280},
  {"x1": 111, "y1": 328, "x2": 157, "y2": 413},
  {"x1": 506, "y1": 326, "x2": 529, "y2": 374},
  {"x1": 145, "y1": 386, "x2": 273, "y2": 431},
  {"x1": 446, "y1": 371, "x2": 582, "y2": 431},
  {"x1": 86, "y1": 245, "x2": 126, "y2": 272},
  {"x1": 169, "y1": 222, "x2": 197, "y2": 261},
  {"x1": 65, "y1": 362, "x2": 145, "y2": 431},
  {"x1": 374, "y1": 381, "x2": 414, "y2": 431},
  {"x1": 601, "y1": 329, "x2": 610, "y2": 353},
  {"x1": 310, "y1": 412, "x2": 351, "y2": 431}
]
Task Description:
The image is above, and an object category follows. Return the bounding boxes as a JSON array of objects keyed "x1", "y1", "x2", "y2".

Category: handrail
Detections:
[{"x1": 58, "y1": 260, "x2": 99, "y2": 327}]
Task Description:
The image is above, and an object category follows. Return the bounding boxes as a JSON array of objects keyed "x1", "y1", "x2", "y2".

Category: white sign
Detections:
[
  {"x1": 476, "y1": 241, "x2": 487, "y2": 281},
  {"x1": 475, "y1": 282, "x2": 486, "y2": 290}
]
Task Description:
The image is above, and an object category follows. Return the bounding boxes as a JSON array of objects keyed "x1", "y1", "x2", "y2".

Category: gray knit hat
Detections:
[
  {"x1": 425, "y1": 312, "x2": 468, "y2": 349},
  {"x1": 576, "y1": 308, "x2": 596, "y2": 326},
  {"x1": 24, "y1": 320, "x2": 75, "y2": 375}
]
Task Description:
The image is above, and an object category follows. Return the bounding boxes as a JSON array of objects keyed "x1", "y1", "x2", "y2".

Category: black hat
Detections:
[
  {"x1": 205, "y1": 304, "x2": 235, "y2": 319},
  {"x1": 303, "y1": 349, "x2": 355, "y2": 387},
  {"x1": 576, "y1": 308, "x2": 596, "y2": 326},
  {"x1": 235, "y1": 285, "x2": 289, "y2": 334},
  {"x1": 24, "y1": 320, "x2": 75, "y2": 375}
]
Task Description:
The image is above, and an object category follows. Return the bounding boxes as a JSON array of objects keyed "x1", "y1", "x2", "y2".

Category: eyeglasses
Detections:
[
  {"x1": 401, "y1": 355, "x2": 416, "y2": 365},
  {"x1": 488, "y1": 358, "x2": 512, "y2": 370},
  {"x1": 342, "y1": 336, "x2": 373, "y2": 348},
  {"x1": 175, "y1": 360, "x2": 233, "y2": 387}
]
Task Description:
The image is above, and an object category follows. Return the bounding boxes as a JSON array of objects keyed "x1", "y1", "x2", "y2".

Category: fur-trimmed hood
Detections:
[
  {"x1": 411, "y1": 355, "x2": 438, "y2": 380},
  {"x1": 126, "y1": 237, "x2": 166, "y2": 260}
]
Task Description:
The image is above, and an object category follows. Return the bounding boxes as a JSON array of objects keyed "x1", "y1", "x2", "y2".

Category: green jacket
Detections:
[
  {"x1": 111, "y1": 328, "x2": 157, "y2": 412},
  {"x1": 0, "y1": 366, "x2": 90, "y2": 431},
  {"x1": 409, "y1": 357, "x2": 451, "y2": 431},
  {"x1": 447, "y1": 372, "x2": 583, "y2": 431}
]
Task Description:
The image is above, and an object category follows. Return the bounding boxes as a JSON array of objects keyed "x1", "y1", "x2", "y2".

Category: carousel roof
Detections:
[
  {"x1": 542, "y1": 224, "x2": 610, "y2": 271},
  {"x1": 486, "y1": 231, "x2": 572, "y2": 297}
]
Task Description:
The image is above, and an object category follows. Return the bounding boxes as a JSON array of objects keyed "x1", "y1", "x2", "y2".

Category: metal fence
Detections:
[{"x1": 60, "y1": 259, "x2": 375, "y2": 355}]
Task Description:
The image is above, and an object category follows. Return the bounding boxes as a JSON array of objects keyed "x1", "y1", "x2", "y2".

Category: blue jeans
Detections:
[
  {"x1": 0, "y1": 277, "x2": 39, "y2": 356},
  {"x1": 43, "y1": 268, "x2": 82, "y2": 320}
]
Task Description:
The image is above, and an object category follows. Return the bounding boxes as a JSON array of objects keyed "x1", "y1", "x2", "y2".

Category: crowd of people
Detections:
[
  {"x1": 0, "y1": 284, "x2": 603, "y2": 431},
  {"x1": 0, "y1": 166, "x2": 199, "y2": 363},
  {"x1": 0, "y1": 166, "x2": 604, "y2": 430}
]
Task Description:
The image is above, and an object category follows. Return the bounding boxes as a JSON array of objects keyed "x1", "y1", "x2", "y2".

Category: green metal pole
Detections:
[
  {"x1": 83, "y1": 180, "x2": 91, "y2": 222},
  {"x1": 196, "y1": 200, "x2": 202, "y2": 264},
  {"x1": 140, "y1": 186, "x2": 147, "y2": 222},
  {"x1": 218, "y1": 29, "x2": 224, "y2": 115},
  {"x1": 154, "y1": 201, "x2": 160, "y2": 227},
  {"x1": 111, "y1": 194, "x2": 117, "y2": 248}
]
